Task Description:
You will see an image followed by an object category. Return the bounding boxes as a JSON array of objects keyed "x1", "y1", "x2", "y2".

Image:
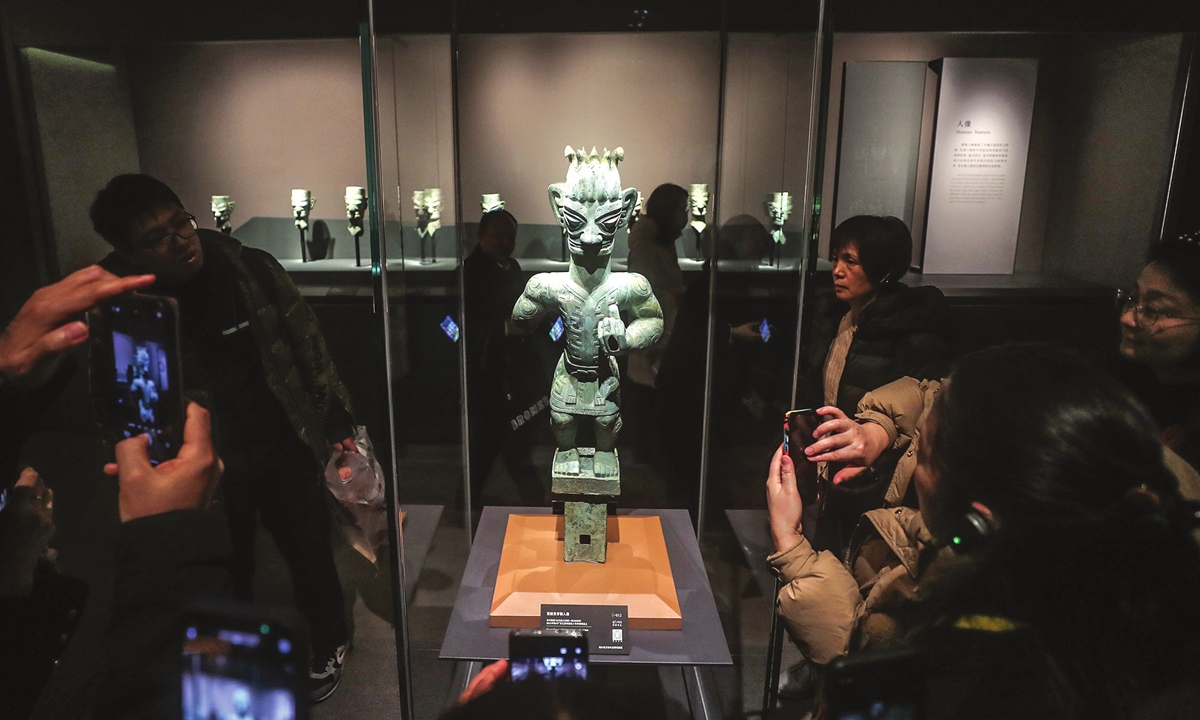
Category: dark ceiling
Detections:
[{"x1": 3, "y1": 0, "x2": 1196, "y2": 47}]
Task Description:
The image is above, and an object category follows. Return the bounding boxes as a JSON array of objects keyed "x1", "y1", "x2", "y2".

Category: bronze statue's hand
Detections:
[{"x1": 597, "y1": 316, "x2": 627, "y2": 354}]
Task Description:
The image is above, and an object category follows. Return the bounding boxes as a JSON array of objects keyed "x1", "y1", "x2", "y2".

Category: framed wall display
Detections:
[{"x1": 921, "y1": 57, "x2": 1039, "y2": 274}]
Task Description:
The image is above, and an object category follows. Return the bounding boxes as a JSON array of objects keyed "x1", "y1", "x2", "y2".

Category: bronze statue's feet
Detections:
[
  {"x1": 554, "y1": 449, "x2": 581, "y2": 476},
  {"x1": 594, "y1": 450, "x2": 619, "y2": 478}
]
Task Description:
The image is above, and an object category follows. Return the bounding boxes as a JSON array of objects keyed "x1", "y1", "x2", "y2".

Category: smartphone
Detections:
[
  {"x1": 783, "y1": 408, "x2": 824, "y2": 459},
  {"x1": 825, "y1": 647, "x2": 925, "y2": 720},
  {"x1": 90, "y1": 293, "x2": 186, "y2": 465},
  {"x1": 759, "y1": 318, "x2": 771, "y2": 342},
  {"x1": 784, "y1": 408, "x2": 827, "y2": 511},
  {"x1": 441, "y1": 315, "x2": 460, "y2": 342},
  {"x1": 509, "y1": 629, "x2": 588, "y2": 682},
  {"x1": 180, "y1": 603, "x2": 309, "y2": 720}
]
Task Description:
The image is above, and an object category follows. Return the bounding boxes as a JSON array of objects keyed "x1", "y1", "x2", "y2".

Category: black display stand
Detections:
[
  {"x1": 400, "y1": 504, "x2": 444, "y2": 602},
  {"x1": 725, "y1": 509, "x2": 785, "y2": 720},
  {"x1": 725, "y1": 509, "x2": 776, "y2": 605}
]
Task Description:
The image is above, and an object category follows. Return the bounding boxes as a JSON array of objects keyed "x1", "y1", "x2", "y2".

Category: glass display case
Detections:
[
  {"x1": 365, "y1": 0, "x2": 823, "y2": 716},
  {"x1": 4, "y1": 0, "x2": 1196, "y2": 716}
]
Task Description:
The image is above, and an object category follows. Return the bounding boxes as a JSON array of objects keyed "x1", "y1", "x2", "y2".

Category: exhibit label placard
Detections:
[
  {"x1": 541, "y1": 604, "x2": 629, "y2": 655},
  {"x1": 922, "y1": 58, "x2": 1038, "y2": 274}
]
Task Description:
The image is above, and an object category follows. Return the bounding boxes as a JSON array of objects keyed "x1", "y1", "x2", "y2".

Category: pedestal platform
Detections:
[
  {"x1": 441, "y1": 507, "x2": 730, "y2": 666},
  {"x1": 490, "y1": 514, "x2": 681, "y2": 629}
]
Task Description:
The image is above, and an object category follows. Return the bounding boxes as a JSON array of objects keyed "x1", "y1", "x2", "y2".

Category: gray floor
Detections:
[{"x1": 25, "y1": 435, "x2": 781, "y2": 720}]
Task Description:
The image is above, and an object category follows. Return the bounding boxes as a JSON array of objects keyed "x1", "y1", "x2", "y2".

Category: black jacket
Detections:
[
  {"x1": 801, "y1": 283, "x2": 953, "y2": 417},
  {"x1": 95, "y1": 509, "x2": 233, "y2": 719},
  {"x1": 800, "y1": 283, "x2": 952, "y2": 554}
]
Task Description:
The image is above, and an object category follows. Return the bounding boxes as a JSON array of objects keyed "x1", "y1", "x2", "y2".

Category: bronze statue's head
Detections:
[{"x1": 548, "y1": 146, "x2": 638, "y2": 258}]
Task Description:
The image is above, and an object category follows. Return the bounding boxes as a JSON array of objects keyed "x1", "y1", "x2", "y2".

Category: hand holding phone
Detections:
[
  {"x1": 800, "y1": 407, "x2": 891, "y2": 486},
  {"x1": 181, "y1": 603, "x2": 309, "y2": 720},
  {"x1": 460, "y1": 660, "x2": 509, "y2": 704},
  {"x1": 784, "y1": 408, "x2": 826, "y2": 506},
  {"x1": 90, "y1": 293, "x2": 186, "y2": 464},
  {"x1": 104, "y1": 403, "x2": 223, "y2": 523}
]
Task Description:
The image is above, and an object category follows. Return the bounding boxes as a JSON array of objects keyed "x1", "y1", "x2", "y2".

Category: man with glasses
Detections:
[
  {"x1": 1117, "y1": 231, "x2": 1200, "y2": 470},
  {"x1": 89, "y1": 174, "x2": 356, "y2": 701}
]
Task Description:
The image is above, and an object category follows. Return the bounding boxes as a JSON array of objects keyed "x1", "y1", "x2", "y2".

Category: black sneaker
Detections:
[
  {"x1": 309, "y1": 643, "x2": 348, "y2": 703},
  {"x1": 778, "y1": 658, "x2": 816, "y2": 701}
]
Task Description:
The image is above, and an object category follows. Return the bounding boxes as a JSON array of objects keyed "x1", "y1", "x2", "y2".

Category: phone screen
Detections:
[
  {"x1": 759, "y1": 318, "x2": 771, "y2": 342},
  {"x1": 181, "y1": 611, "x2": 306, "y2": 720},
  {"x1": 509, "y1": 629, "x2": 588, "y2": 681},
  {"x1": 92, "y1": 294, "x2": 185, "y2": 465},
  {"x1": 441, "y1": 315, "x2": 460, "y2": 342}
]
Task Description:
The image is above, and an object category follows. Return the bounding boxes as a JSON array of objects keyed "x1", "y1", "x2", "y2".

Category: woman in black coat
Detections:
[{"x1": 798, "y1": 215, "x2": 952, "y2": 552}]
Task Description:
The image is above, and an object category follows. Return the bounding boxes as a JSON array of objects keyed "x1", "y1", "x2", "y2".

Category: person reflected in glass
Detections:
[
  {"x1": 798, "y1": 216, "x2": 951, "y2": 555},
  {"x1": 625, "y1": 184, "x2": 688, "y2": 469},
  {"x1": 1117, "y1": 231, "x2": 1200, "y2": 470},
  {"x1": 463, "y1": 209, "x2": 545, "y2": 507},
  {"x1": 654, "y1": 216, "x2": 775, "y2": 508}
]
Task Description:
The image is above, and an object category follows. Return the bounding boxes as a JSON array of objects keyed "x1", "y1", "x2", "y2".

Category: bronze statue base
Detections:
[{"x1": 552, "y1": 447, "x2": 620, "y2": 562}]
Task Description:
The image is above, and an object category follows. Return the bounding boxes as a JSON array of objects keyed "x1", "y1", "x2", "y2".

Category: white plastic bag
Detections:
[{"x1": 324, "y1": 425, "x2": 388, "y2": 563}]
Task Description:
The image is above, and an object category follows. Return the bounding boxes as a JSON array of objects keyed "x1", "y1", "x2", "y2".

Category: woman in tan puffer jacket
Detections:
[{"x1": 765, "y1": 345, "x2": 1200, "y2": 718}]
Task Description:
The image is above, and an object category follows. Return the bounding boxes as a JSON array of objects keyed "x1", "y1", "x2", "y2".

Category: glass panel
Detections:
[
  {"x1": 371, "y1": 26, "x2": 465, "y2": 720},
  {"x1": 7, "y1": 1, "x2": 410, "y2": 718},
  {"x1": 701, "y1": 13, "x2": 826, "y2": 720}
]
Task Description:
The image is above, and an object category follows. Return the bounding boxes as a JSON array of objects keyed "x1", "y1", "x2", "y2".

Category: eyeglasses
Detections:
[
  {"x1": 139, "y1": 213, "x2": 198, "y2": 254},
  {"x1": 1116, "y1": 290, "x2": 1200, "y2": 329}
]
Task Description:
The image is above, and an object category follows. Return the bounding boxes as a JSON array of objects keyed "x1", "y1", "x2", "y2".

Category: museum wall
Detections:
[
  {"x1": 1041, "y1": 33, "x2": 1184, "y2": 286},
  {"x1": 719, "y1": 33, "x2": 814, "y2": 240},
  {"x1": 125, "y1": 39, "x2": 368, "y2": 253},
  {"x1": 819, "y1": 32, "x2": 1071, "y2": 272},
  {"x1": 22, "y1": 48, "x2": 140, "y2": 275},
  {"x1": 454, "y1": 32, "x2": 722, "y2": 254},
  {"x1": 819, "y1": 32, "x2": 1184, "y2": 283}
]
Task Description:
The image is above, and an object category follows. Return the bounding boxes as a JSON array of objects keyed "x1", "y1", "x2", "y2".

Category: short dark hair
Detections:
[
  {"x1": 89, "y1": 174, "x2": 183, "y2": 250},
  {"x1": 478, "y1": 209, "x2": 517, "y2": 237},
  {"x1": 829, "y1": 215, "x2": 912, "y2": 286},
  {"x1": 1147, "y1": 230, "x2": 1200, "y2": 305}
]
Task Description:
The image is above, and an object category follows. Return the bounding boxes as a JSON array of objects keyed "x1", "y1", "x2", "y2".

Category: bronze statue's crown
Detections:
[{"x1": 561, "y1": 145, "x2": 625, "y2": 203}]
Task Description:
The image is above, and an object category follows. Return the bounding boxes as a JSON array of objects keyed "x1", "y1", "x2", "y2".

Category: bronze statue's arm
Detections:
[
  {"x1": 510, "y1": 274, "x2": 554, "y2": 335},
  {"x1": 622, "y1": 275, "x2": 664, "y2": 352}
]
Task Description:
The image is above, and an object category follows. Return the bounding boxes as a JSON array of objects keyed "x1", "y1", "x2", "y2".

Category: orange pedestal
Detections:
[{"x1": 489, "y1": 514, "x2": 682, "y2": 630}]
